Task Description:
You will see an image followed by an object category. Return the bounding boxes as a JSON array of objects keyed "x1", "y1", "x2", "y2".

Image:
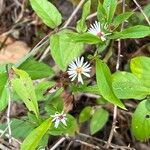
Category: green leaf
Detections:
[
  {"x1": 67, "y1": 32, "x2": 101, "y2": 44},
  {"x1": 19, "y1": 59, "x2": 54, "y2": 80},
  {"x1": 103, "y1": 0, "x2": 117, "y2": 24},
  {"x1": 45, "y1": 96, "x2": 64, "y2": 115},
  {"x1": 97, "y1": 2, "x2": 107, "y2": 24},
  {"x1": 130, "y1": 56, "x2": 150, "y2": 89},
  {"x1": 0, "y1": 119, "x2": 34, "y2": 140},
  {"x1": 0, "y1": 73, "x2": 7, "y2": 96},
  {"x1": 110, "y1": 25, "x2": 150, "y2": 39},
  {"x1": 12, "y1": 68, "x2": 39, "y2": 117},
  {"x1": 79, "y1": 106, "x2": 92, "y2": 123},
  {"x1": 112, "y1": 71, "x2": 150, "y2": 100},
  {"x1": 76, "y1": 0, "x2": 91, "y2": 33},
  {"x1": 29, "y1": 0, "x2": 62, "y2": 28},
  {"x1": 49, "y1": 114, "x2": 78, "y2": 136},
  {"x1": 96, "y1": 59, "x2": 125, "y2": 109},
  {"x1": 131, "y1": 100, "x2": 150, "y2": 141},
  {"x1": 21, "y1": 118, "x2": 52, "y2": 150},
  {"x1": 0, "y1": 86, "x2": 8, "y2": 112},
  {"x1": 0, "y1": 73, "x2": 8, "y2": 111},
  {"x1": 90, "y1": 108, "x2": 109, "y2": 134},
  {"x1": 50, "y1": 30, "x2": 83, "y2": 71},
  {"x1": 35, "y1": 81, "x2": 55, "y2": 101},
  {"x1": 113, "y1": 12, "x2": 133, "y2": 28}
]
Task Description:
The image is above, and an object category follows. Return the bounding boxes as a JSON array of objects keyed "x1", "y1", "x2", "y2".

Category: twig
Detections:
[
  {"x1": 132, "y1": 0, "x2": 150, "y2": 25},
  {"x1": 6, "y1": 65, "x2": 12, "y2": 144},
  {"x1": 50, "y1": 137, "x2": 66, "y2": 150},
  {"x1": 79, "y1": 133, "x2": 134, "y2": 150},
  {"x1": 39, "y1": 46, "x2": 50, "y2": 62},
  {"x1": 75, "y1": 139, "x2": 100, "y2": 149},
  {"x1": 0, "y1": 129, "x2": 22, "y2": 145},
  {"x1": 63, "y1": 0, "x2": 85, "y2": 28},
  {"x1": 106, "y1": 0, "x2": 126, "y2": 148},
  {"x1": 0, "y1": 121, "x2": 12, "y2": 138}
]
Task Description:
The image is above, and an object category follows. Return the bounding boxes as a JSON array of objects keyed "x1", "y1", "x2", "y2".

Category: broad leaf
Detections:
[
  {"x1": 12, "y1": 68, "x2": 39, "y2": 117},
  {"x1": 21, "y1": 118, "x2": 52, "y2": 150},
  {"x1": 96, "y1": 59, "x2": 125, "y2": 109},
  {"x1": 79, "y1": 106, "x2": 92, "y2": 123},
  {"x1": 30, "y1": 0, "x2": 62, "y2": 28},
  {"x1": 112, "y1": 71, "x2": 150, "y2": 99},
  {"x1": 50, "y1": 30, "x2": 83, "y2": 71},
  {"x1": 111, "y1": 25, "x2": 150, "y2": 39},
  {"x1": 19, "y1": 59, "x2": 54, "y2": 80},
  {"x1": 90, "y1": 108, "x2": 109, "y2": 134},
  {"x1": 130, "y1": 56, "x2": 150, "y2": 89},
  {"x1": 131, "y1": 100, "x2": 150, "y2": 141},
  {"x1": 0, "y1": 119, "x2": 34, "y2": 139}
]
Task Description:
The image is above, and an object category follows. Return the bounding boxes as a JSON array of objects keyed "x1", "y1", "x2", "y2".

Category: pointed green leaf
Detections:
[
  {"x1": 96, "y1": 59, "x2": 125, "y2": 109},
  {"x1": 103, "y1": 0, "x2": 117, "y2": 24},
  {"x1": 113, "y1": 12, "x2": 133, "y2": 28},
  {"x1": 76, "y1": 0, "x2": 91, "y2": 32},
  {"x1": 21, "y1": 118, "x2": 52, "y2": 150},
  {"x1": 67, "y1": 32, "x2": 101, "y2": 44},
  {"x1": 111, "y1": 25, "x2": 150, "y2": 39},
  {"x1": 12, "y1": 68, "x2": 39, "y2": 117}
]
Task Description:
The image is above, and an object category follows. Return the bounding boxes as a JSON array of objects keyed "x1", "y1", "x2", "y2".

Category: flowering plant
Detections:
[{"x1": 0, "y1": 0, "x2": 150, "y2": 149}]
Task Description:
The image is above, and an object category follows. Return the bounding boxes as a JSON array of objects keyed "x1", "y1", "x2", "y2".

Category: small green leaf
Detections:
[
  {"x1": 12, "y1": 68, "x2": 39, "y2": 117},
  {"x1": 67, "y1": 32, "x2": 101, "y2": 44},
  {"x1": 113, "y1": 12, "x2": 133, "y2": 28},
  {"x1": 50, "y1": 30, "x2": 83, "y2": 71},
  {"x1": 35, "y1": 81, "x2": 55, "y2": 101},
  {"x1": 97, "y1": 2, "x2": 107, "y2": 24},
  {"x1": 103, "y1": 0, "x2": 117, "y2": 24},
  {"x1": 90, "y1": 108, "x2": 109, "y2": 135},
  {"x1": 45, "y1": 96, "x2": 64, "y2": 115},
  {"x1": 111, "y1": 25, "x2": 150, "y2": 39},
  {"x1": 19, "y1": 59, "x2": 54, "y2": 80},
  {"x1": 0, "y1": 86, "x2": 8, "y2": 112},
  {"x1": 0, "y1": 73, "x2": 8, "y2": 111},
  {"x1": 0, "y1": 73, "x2": 7, "y2": 96},
  {"x1": 96, "y1": 59, "x2": 125, "y2": 109},
  {"x1": 79, "y1": 106, "x2": 92, "y2": 123},
  {"x1": 112, "y1": 71, "x2": 150, "y2": 100},
  {"x1": 49, "y1": 114, "x2": 78, "y2": 136},
  {"x1": 21, "y1": 118, "x2": 52, "y2": 150},
  {"x1": 131, "y1": 100, "x2": 150, "y2": 141},
  {"x1": 76, "y1": 0, "x2": 91, "y2": 33},
  {"x1": 30, "y1": 0, "x2": 62, "y2": 28},
  {"x1": 130, "y1": 56, "x2": 150, "y2": 89}
]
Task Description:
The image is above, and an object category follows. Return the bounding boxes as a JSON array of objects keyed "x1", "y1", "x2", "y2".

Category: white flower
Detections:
[
  {"x1": 51, "y1": 112, "x2": 67, "y2": 128},
  {"x1": 67, "y1": 57, "x2": 91, "y2": 84},
  {"x1": 88, "y1": 21, "x2": 106, "y2": 41}
]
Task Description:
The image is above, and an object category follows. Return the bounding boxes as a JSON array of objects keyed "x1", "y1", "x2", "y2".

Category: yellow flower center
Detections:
[{"x1": 76, "y1": 67, "x2": 82, "y2": 74}]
